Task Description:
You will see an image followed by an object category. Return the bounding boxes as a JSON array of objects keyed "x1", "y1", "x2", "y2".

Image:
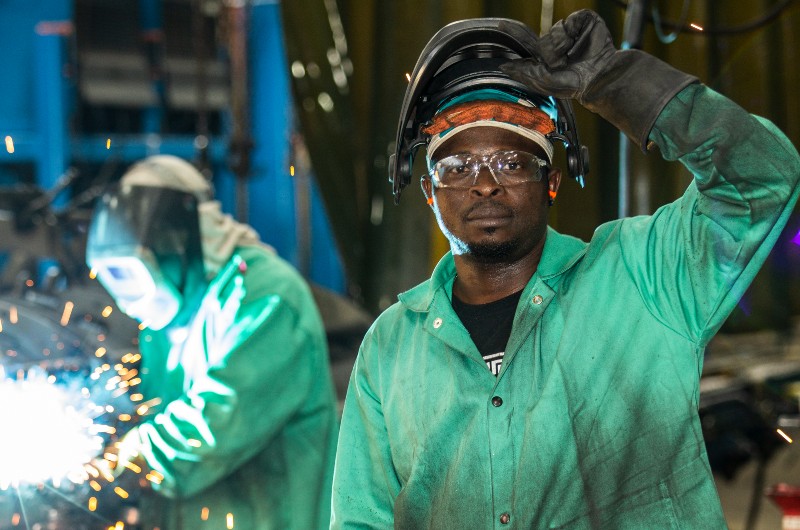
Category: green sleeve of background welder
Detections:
[{"x1": 125, "y1": 252, "x2": 325, "y2": 498}]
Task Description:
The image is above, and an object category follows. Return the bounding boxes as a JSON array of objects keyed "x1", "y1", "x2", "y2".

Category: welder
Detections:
[
  {"x1": 332, "y1": 9, "x2": 800, "y2": 528},
  {"x1": 87, "y1": 155, "x2": 338, "y2": 530}
]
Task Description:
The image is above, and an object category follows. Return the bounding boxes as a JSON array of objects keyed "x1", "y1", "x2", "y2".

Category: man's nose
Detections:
[{"x1": 470, "y1": 164, "x2": 502, "y2": 196}]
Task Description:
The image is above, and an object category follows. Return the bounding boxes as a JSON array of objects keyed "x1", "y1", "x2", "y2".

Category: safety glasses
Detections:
[{"x1": 426, "y1": 150, "x2": 548, "y2": 189}]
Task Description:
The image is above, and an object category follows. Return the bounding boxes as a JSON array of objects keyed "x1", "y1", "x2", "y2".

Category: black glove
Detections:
[{"x1": 500, "y1": 10, "x2": 698, "y2": 151}]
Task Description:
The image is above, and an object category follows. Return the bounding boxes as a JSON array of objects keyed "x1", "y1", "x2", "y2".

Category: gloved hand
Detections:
[
  {"x1": 500, "y1": 10, "x2": 616, "y2": 102},
  {"x1": 500, "y1": 9, "x2": 698, "y2": 151}
]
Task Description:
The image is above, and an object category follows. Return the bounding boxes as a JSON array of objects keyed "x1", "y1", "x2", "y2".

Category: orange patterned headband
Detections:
[
  {"x1": 422, "y1": 100, "x2": 555, "y2": 137},
  {"x1": 422, "y1": 100, "x2": 556, "y2": 162}
]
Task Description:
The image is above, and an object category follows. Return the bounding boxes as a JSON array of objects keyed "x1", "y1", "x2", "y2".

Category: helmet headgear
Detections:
[
  {"x1": 388, "y1": 18, "x2": 590, "y2": 203},
  {"x1": 86, "y1": 156, "x2": 207, "y2": 330}
]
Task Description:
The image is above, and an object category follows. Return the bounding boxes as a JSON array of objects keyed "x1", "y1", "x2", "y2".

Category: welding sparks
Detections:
[
  {"x1": 405, "y1": 73, "x2": 411, "y2": 82},
  {"x1": 0, "y1": 296, "x2": 147, "y2": 524},
  {"x1": 290, "y1": 165, "x2": 295, "y2": 177},
  {"x1": 60, "y1": 301, "x2": 74, "y2": 326},
  {"x1": 106, "y1": 138, "x2": 111, "y2": 149},
  {"x1": 689, "y1": 22, "x2": 704, "y2": 31},
  {"x1": 145, "y1": 470, "x2": 163, "y2": 485},
  {"x1": 227, "y1": 512, "x2": 234, "y2": 529},
  {"x1": 123, "y1": 460, "x2": 141, "y2": 474},
  {"x1": 4, "y1": 136, "x2": 14, "y2": 154},
  {"x1": 777, "y1": 428, "x2": 793, "y2": 443},
  {"x1": 114, "y1": 486, "x2": 129, "y2": 499},
  {"x1": 121, "y1": 353, "x2": 140, "y2": 364},
  {"x1": 131, "y1": 396, "x2": 161, "y2": 416},
  {"x1": 0, "y1": 376, "x2": 105, "y2": 487}
]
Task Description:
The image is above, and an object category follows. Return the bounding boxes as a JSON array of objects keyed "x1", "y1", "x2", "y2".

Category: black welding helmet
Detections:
[
  {"x1": 388, "y1": 17, "x2": 590, "y2": 203},
  {"x1": 86, "y1": 159, "x2": 207, "y2": 330}
]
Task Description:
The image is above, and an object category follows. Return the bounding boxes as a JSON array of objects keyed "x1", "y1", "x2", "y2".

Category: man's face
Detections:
[{"x1": 423, "y1": 127, "x2": 561, "y2": 264}]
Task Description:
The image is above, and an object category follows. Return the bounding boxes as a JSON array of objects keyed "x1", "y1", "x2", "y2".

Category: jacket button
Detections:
[
  {"x1": 500, "y1": 513, "x2": 510, "y2": 524},
  {"x1": 491, "y1": 396, "x2": 503, "y2": 407},
  {"x1": 433, "y1": 317, "x2": 443, "y2": 328},
  {"x1": 532, "y1": 295, "x2": 543, "y2": 305}
]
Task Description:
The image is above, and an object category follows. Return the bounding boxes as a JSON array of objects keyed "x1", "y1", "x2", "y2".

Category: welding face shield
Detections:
[
  {"x1": 86, "y1": 184, "x2": 204, "y2": 330},
  {"x1": 388, "y1": 18, "x2": 590, "y2": 203}
]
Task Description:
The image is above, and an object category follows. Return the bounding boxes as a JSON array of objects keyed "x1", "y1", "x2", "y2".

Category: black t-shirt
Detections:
[{"x1": 452, "y1": 289, "x2": 523, "y2": 376}]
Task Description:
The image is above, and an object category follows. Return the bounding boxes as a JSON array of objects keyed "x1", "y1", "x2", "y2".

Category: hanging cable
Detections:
[
  {"x1": 613, "y1": 0, "x2": 798, "y2": 36},
  {"x1": 651, "y1": 0, "x2": 691, "y2": 43}
]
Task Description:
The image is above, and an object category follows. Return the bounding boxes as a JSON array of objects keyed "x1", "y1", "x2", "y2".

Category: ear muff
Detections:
[{"x1": 551, "y1": 98, "x2": 589, "y2": 189}]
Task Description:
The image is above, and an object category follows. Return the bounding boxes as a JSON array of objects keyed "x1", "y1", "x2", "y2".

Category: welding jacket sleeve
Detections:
[
  {"x1": 120, "y1": 246, "x2": 337, "y2": 506},
  {"x1": 616, "y1": 83, "x2": 800, "y2": 345}
]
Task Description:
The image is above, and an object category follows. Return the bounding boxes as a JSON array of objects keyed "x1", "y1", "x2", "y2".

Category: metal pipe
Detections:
[
  {"x1": 192, "y1": 0, "x2": 211, "y2": 177},
  {"x1": 225, "y1": 0, "x2": 253, "y2": 223},
  {"x1": 618, "y1": 0, "x2": 649, "y2": 219},
  {"x1": 139, "y1": 0, "x2": 166, "y2": 134}
]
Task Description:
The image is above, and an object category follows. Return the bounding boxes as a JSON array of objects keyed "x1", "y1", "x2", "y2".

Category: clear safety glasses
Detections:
[{"x1": 426, "y1": 150, "x2": 548, "y2": 189}]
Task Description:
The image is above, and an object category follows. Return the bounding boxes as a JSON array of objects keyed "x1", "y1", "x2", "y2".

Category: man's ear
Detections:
[
  {"x1": 420, "y1": 177, "x2": 434, "y2": 206},
  {"x1": 546, "y1": 167, "x2": 562, "y2": 206},
  {"x1": 548, "y1": 167, "x2": 562, "y2": 194}
]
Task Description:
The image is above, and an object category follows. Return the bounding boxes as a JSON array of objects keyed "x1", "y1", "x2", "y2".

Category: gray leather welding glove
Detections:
[{"x1": 499, "y1": 9, "x2": 698, "y2": 151}]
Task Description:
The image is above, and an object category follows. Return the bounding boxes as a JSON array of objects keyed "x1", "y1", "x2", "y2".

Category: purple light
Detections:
[
  {"x1": 737, "y1": 296, "x2": 751, "y2": 316},
  {"x1": 793, "y1": 229, "x2": 800, "y2": 246}
]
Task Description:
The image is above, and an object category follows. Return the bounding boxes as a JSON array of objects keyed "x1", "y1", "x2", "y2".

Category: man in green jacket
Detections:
[
  {"x1": 86, "y1": 155, "x2": 338, "y2": 529},
  {"x1": 332, "y1": 10, "x2": 800, "y2": 529}
]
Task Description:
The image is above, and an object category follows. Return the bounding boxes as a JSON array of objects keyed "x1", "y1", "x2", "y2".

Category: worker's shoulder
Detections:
[
  {"x1": 215, "y1": 245, "x2": 314, "y2": 306},
  {"x1": 235, "y1": 244, "x2": 303, "y2": 281},
  {"x1": 359, "y1": 298, "x2": 417, "y2": 353}
]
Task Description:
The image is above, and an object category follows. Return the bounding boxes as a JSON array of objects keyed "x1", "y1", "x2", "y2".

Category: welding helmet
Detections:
[
  {"x1": 86, "y1": 157, "x2": 208, "y2": 330},
  {"x1": 388, "y1": 17, "x2": 589, "y2": 203}
]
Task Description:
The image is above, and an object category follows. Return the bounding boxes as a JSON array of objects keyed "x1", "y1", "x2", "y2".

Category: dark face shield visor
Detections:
[
  {"x1": 86, "y1": 185, "x2": 204, "y2": 330},
  {"x1": 87, "y1": 184, "x2": 202, "y2": 261}
]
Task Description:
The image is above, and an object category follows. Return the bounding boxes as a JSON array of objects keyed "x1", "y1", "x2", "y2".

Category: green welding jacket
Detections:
[
  {"x1": 332, "y1": 84, "x2": 800, "y2": 529},
  {"x1": 126, "y1": 245, "x2": 338, "y2": 530}
]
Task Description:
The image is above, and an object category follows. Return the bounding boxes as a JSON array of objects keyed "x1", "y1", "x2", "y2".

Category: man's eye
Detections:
[
  {"x1": 441, "y1": 163, "x2": 468, "y2": 175},
  {"x1": 497, "y1": 159, "x2": 525, "y2": 172}
]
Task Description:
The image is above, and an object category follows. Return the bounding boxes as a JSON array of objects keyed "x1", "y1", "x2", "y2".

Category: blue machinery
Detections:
[{"x1": 0, "y1": 0, "x2": 346, "y2": 293}]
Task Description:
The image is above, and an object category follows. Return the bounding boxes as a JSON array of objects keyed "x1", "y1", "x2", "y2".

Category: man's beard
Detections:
[{"x1": 467, "y1": 236, "x2": 521, "y2": 264}]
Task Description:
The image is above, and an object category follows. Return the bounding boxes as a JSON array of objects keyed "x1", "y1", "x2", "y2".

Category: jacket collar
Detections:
[{"x1": 398, "y1": 226, "x2": 587, "y2": 312}]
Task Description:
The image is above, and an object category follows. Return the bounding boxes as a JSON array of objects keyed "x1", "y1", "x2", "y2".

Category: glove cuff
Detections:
[{"x1": 581, "y1": 49, "x2": 698, "y2": 151}]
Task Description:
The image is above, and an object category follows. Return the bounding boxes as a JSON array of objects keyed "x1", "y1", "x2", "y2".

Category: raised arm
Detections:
[{"x1": 501, "y1": 9, "x2": 800, "y2": 343}]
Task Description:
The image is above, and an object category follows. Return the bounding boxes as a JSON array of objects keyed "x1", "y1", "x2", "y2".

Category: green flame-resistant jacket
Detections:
[
  {"x1": 332, "y1": 84, "x2": 800, "y2": 529},
  {"x1": 126, "y1": 246, "x2": 338, "y2": 530}
]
